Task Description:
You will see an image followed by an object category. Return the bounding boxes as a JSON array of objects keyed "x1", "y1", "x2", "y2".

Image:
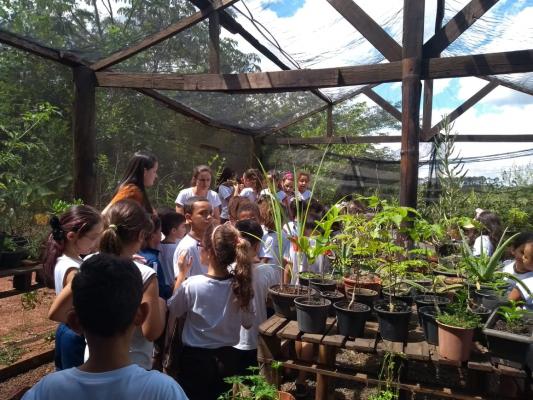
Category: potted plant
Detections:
[
  {"x1": 221, "y1": 367, "x2": 295, "y2": 400},
  {"x1": 436, "y1": 296, "x2": 481, "y2": 362},
  {"x1": 0, "y1": 234, "x2": 28, "y2": 269},
  {"x1": 483, "y1": 301, "x2": 533, "y2": 369}
]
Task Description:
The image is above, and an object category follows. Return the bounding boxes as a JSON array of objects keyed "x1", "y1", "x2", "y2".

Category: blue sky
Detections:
[{"x1": 263, "y1": 0, "x2": 305, "y2": 18}]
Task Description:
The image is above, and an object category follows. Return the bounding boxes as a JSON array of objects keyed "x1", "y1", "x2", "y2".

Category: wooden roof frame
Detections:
[{"x1": 1, "y1": 0, "x2": 532, "y2": 207}]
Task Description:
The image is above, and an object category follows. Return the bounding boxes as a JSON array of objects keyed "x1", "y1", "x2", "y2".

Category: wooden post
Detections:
[
  {"x1": 326, "y1": 105, "x2": 333, "y2": 137},
  {"x1": 208, "y1": 11, "x2": 221, "y2": 74},
  {"x1": 315, "y1": 344, "x2": 335, "y2": 400},
  {"x1": 72, "y1": 66, "x2": 97, "y2": 206},
  {"x1": 399, "y1": 0, "x2": 425, "y2": 209}
]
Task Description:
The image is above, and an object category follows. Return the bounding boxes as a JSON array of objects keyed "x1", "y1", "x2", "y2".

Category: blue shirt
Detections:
[{"x1": 139, "y1": 248, "x2": 173, "y2": 300}]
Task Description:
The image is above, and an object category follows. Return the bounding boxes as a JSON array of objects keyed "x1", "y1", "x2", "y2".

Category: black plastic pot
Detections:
[
  {"x1": 268, "y1": 285, "x2": 317, "y2": 320},
  {"x1": 310, "y1": 278, "x2": 337, "y2": 293},
  {"x1": 346, "y1": 287, "x2": 379, "y2": 308},
  {"x1": 294, "y1": 296, "x2": 331, "y2": 334},
  {"x1": 474, "y1": 289, "x2": 507, "y2": 311},
  {"x1": 298, "y1": 273, "x2": 320, "y2": 286},
  {"x1": 414, "y1": 294, "x2": 450, "y2": 313},
  {"x1": 418, "y1": 306, "x2": 440, "y2": 345},
  {"x1": 334, "y1": 300, "x2": 370, "y2": 338},
  {"x1": 382, "y1": 288, "x2": 415, "y2": 306},
  {"x1": 483, "y1": 309, "x2": 533, "y2": 369},
  {"x1": 0, "y1": 250, "x2": 27, "y2": 269},
  {"x1": 374, "y1": 299, "x2": 412, "y2": 342},
  {"x1": 320, "y1": 290, "x2": 344, "y2": 317}
]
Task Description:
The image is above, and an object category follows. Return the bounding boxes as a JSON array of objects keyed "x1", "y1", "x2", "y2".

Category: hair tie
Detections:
[
  {"x1": 108, "y1": 224, "x2": 118, "y2": 232},
  {"x1": 49, "y1": 216, "x2": 64, "y2": 241}
]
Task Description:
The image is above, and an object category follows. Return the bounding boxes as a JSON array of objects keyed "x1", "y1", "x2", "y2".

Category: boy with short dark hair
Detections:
[
  {"x1": 173, "y1": 196, "x2": 212, "y2": 279},
  {"x1": 23, "y1": 254, "x2": 187, "y2": 400},
  {"x1": 159, "y1": 210, "x2": 187, "y2": 285}
]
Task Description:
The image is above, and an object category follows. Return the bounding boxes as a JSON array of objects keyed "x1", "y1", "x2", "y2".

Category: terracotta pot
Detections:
[
  {"x1": 278, "y1": 391, "x2": 296, "y2": 400},
  {"x1": 437, "y1": 321, "x2": 475, "y2": 362},
  {"x1": 343, "y1": 274, "x2": 381, "y2": 295}
]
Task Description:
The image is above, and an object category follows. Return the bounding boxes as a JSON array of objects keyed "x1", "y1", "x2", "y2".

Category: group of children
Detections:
[{"x1": 24, "y1": 151, "x2": 533, "y2": 400}]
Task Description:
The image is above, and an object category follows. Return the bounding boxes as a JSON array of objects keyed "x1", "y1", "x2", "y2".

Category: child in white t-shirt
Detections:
[
  {"x1": 25, "y1": 254, "x2": 187, "y2": 400},
  {"x1": 159, "y1": 210, "x2": 187, "y2": 284},
  {"x1": 167, "y1": 223, "x2": 254, "y2": 400},
  {"x1": 217, "y1": 167, "x2": 237, "y2": 223},
  {"x1": 239, "y1": 168, "x2": 263, "y2": 203},
  {"x1": 42, "y1": 205, "x2": 103, "y2": 370},
  {"x1": 296, "y1": 171, "x2": 312, "y2": 201},
  {"x1": 507, "y1": 232, "x2": 533, "y2": 308}
]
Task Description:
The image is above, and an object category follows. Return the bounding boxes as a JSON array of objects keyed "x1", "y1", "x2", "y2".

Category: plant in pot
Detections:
[
  {"x1": 483, "y1": 300, "x2": 533, "y2": 369},
  {"x1": 220, "y1": 367, "x2": 295, "y2": 400},
  {"x1": 435, "y1": 292, "x2": 482, "y2": 362}
]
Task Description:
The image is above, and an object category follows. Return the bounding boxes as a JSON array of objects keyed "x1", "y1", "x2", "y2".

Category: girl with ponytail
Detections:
[
  {"x1": 49, "y1": 200, "x2": 167, "y2": 370},
  {"x1": 168, "y1": 222, "x2": 254, "y2": 400},
  {"x1": 42, "y1": 205, "x2": 103, "y2": 370}
]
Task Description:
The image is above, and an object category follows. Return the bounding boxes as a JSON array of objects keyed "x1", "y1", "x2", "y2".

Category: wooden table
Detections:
[
  {"x1": 0, "y1": 262, "x2": 43, "y2": 294},
  {"x1": 257, "y1": 314, "x2": 532, "y2": 400}
]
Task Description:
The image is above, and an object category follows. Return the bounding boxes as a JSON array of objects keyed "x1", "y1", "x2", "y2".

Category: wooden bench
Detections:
[
  {"x1": 0, "y1": 262, "x2": 43, "y2": 293},
  {"x1": 257, "y1": 314, "x2": 532, "y2": 400}
]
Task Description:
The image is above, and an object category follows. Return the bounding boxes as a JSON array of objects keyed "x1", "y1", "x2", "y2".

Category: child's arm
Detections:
[
  {"x1": 174, "y1": 252, "x2": 193, "y2": 291},
  {"x1": 48, "y1": 284, "x2": 73, "y2": 322},
  {"x1": 140, "y1": 276, "x2": 167, "y2": 341},
  {"x1": 283, "y1": 260, "x2": 292, "y2": 285},
  {"x1": 508, "y1": 287, "x2": 524, "y2": 302}
]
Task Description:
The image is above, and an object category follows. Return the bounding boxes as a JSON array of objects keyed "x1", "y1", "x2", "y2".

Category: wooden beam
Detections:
[
  {"x1": 424, "y1": 80, "x2": 498, "y2": 140},
  {"x1": 400, "y1": 0, "x2": 424, "y2": 209},
  {"x1": 137, "y1": 88, "x2": 256, "y2": 136},
  {"x1": 326, "y1": 105, "x2": 333, "y2": 136},
  {"x1": 0, "y1": 29, "x2": 84, "y2": 67},
  {"x1": 208, "y1": 11, "x2": 221, "y2": 74},
  {"x1": 424, "y1": 0, "x2": 500, "y2": 58},
  {"x1": 189, "y1": 0, "x2": 331, "y2": 104},
  {"x1": 90, "y1": 0, "x2": 238, "y2": 71},
  {"x1": 327, "y1": 0, "x2": 402, "y2": 61},
  {"x1": 72, "y1": 66, "x2": 97, "y2": 206},
  {"x1": 362, "y1": 88, "x2": 402, "y2": 121},
  {"x1": 95, "y1": 49, "x2": 533, "y2": 92}
]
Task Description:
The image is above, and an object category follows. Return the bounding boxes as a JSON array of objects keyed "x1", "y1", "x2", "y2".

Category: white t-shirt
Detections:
[
  {"x1": 515, "y1": 273, "x2": 533, "y2": 310},
  {"x1": 283, "y1": 221, "x2": 299, "y2": 237},
  {"x1": 259, "y1": 228, "x2": 290, "y2": 283},
  {"x1": 240, "y1": 187, "x2": 257, "y2": 203},
  {"x1": 218, "y1": 184, "x2": 233, "y2": 220},
  {"x1": 54, "y1": 255, "x2": 82, "y2": 295},
  {"x1": 472, "y1": 235, "x2": 493, "y2": 257},
  {"x1": 159, "y1": 242, "x2": 178, "y2": 285},
  {"x1": 84, "y1": 257, "x2": 156, "y2": 370},
  {"x1": 22, "y1": 364, "x2": 188, "y2": 400},
  {"x1": 235, "y1": 263, "x2": 278, "y2": 351},
  {"x1": 175, "y1": 187, "x2": 221, "y2": 210},
  {"x1": 289, "y1": 246, "x2": 330, "y2": 285},
  {"x1": 167, "y1": 274, "x2": 253, "y2": 348},
  {"x1": 173, "y1": 234, "x2": 207, "y2": 278}
]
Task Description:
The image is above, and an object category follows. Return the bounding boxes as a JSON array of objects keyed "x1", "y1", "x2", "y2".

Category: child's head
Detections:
[
  {"x1": 201, "y1": 222, "x2": 253, "y2": 310},
  {"x1": 183, "y1": 196, "x2": 212, "y2": 235},
  {"x1": 228, "y1": 197, "x2": 250, "y2": 224},
  {"x1": 236, "y1": 219, "x2": 263, "y2": 256},
  {"x1": 43, "y1": 205, "x2": 103, "y2": 289},
  {"x1": 143, "y1": 215, "x2": 162, "y2": 250},
  {"x1": 119, "y1": 151, "x2": 158, "y2": 213},
  {"x1": 160, "y1": 210, "x2": 186, "y2": 242},
  {"x1": 297, "y1": 172, "x2": 310, "y2": 193},
  {"x1": 265, "y1": 169, "x2": 279, "y2": 191},
  {"x1": 281, "y1": 172, "x2": 294, "y2": 194},
  {"x1": 237, "y1": 201, "x2": 260, "y2": 222},
  {"x1": 475, "y1": 211, "x2": 502, "y2": 247},
  {"x1": 100, "y1": 200, "x2": 153, "y2": 257},
  {"x1": 191, "y1": 165, "x2": 212, "y2": 190},
  {"x1": 258, "y1": 196, "x2": 276, "y2": 230},
  {"x1": 243, "y1": 168, "x2": 263, "y2": 193},
  {"x1": 69, "y1": 253, "x2": 144, "y2": 339},
  {"x1": 512, "y1": 232, "x2": 533, "y2": 272}
]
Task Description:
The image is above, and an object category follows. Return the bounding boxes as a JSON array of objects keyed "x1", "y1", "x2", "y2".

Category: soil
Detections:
[
  {"x1": 296, "y1": 297, "x2": 329, "y2": 307},
  {"x1": 0, "y1": 276, "x2": 57, "y2": 369},
  {"x1": 374, "y1": 301, "x2": 410, "y2": 313},
  {"x1": 272, "y1": 285, "x2": 314, "y2": 296},
  {"x1": 347, "y1": 274, "x2": 379, "y2": 284},
  {"x1": 0, "y1": 362, "x2": 54, "y2": 399},
  {"x1": 336, "y1": 301, "x2": 369, "y2": 312},
  {"x1": 494, "y1": 319, "x2": 532, "y2": 336}
]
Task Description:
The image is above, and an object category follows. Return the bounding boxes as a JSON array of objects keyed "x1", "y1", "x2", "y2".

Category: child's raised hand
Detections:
[{"x1": 178, "y1": 251, "x2": 193, "y2": 275}]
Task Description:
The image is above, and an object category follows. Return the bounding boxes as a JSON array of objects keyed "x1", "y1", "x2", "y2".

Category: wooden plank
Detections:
[
  {"x1": 94, "y1": 49, "x2": 533, "y2": 92},
  {"x1": 137, "y1": 88, "x2": 256, "y2": 136},
  {"x1": 0, "y1": 349, "x2": 54, "y2": 381},
  {"x1": 495, "y1": 364, "x2": 527, "y2": 378},
  {"x1": 377, "y1": 340, "x2": 404, "y2": 355},
  {"x1": 399, "y1": 0, "x2": 425, "y2": 210},
  {"x1": 321, "y1": 322, "x2": 347, "y2": 348},
  {"x1": 424, "y1": 0, "x2": 500, "y2": 58},
  {"x1": 326, "y1": 105, "x2": 333, "y2": 137},
  {"x1": 363, "y1": 87, "x2": 402, "y2": 122},
  {"x1": 0, "y1": 29, "x2": 84, "y2": 67},
  {"x1": 327, "y1": 0, "x2": 402, "y2": 61},
  {"x1": 277, "y1": 320, "x2": 302, "y2": 341},
  {"x1": 208, "y1": 11, "x2": 221, "y2": 74},
  {"x1": 72, "y1": 66, "x2": 97, "y2": 206},
  {"x1": 0, "y1": 264, "x2": 43, "y2": 279},
  {"x1": 346, "y1": 320, "x2": 378, "y2": 353},
  {"x1": 259, "y1": 315, "x2": 286, "y2": 336},
  {"x1": 424, "y1": 81, "x2": 498, "y2": 140},
  {"x1": 404, "y1": 341, "x2": 429, "y2": 361},
  {"x1": 90, "y1": 0, "x2": 238, "y2": 71},
  {"x1": 316, "y1": 344, "x2": 335, "y2": 400}
]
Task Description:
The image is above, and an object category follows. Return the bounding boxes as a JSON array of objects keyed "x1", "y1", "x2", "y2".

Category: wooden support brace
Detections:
[{"x1": 363, "y1": 87, "x2": 402, "y2": 122}]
